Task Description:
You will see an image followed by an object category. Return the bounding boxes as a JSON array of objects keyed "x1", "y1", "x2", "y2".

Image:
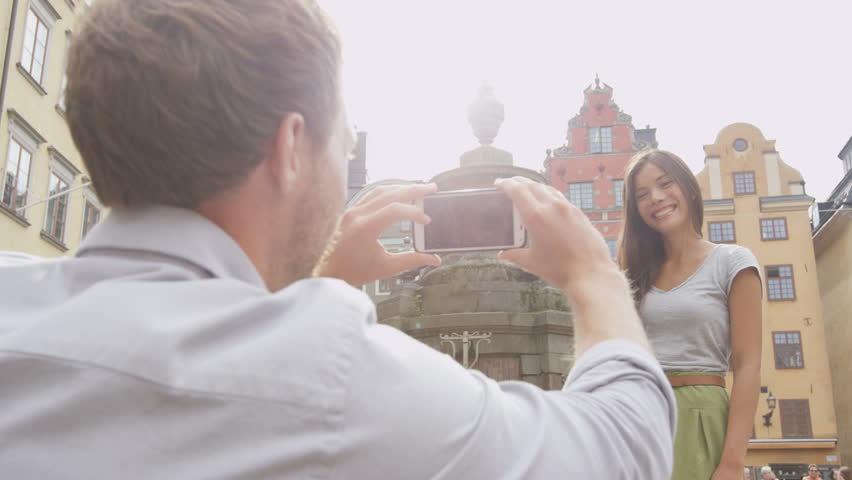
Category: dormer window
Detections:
[
  {"x1": 733, "y1": 171, "x2": 756, "y2": 195},
  {"x1": 589, "y1": 127, "x2": 612, "y2": 154}
]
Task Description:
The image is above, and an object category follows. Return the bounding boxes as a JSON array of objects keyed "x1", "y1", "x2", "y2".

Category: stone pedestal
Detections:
[{"x1": 377, "y1": 253, "x2": 574, "y2": 389}]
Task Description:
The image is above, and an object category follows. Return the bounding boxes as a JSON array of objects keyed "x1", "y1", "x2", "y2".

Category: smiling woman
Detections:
[{"x1": 618, "y1": 149, "x2": 763, "y2": 480}]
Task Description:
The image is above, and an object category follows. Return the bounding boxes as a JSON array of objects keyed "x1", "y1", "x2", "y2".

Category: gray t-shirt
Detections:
[{"x1": 639, "y1": 244, "x2": 760, "y2": 373}]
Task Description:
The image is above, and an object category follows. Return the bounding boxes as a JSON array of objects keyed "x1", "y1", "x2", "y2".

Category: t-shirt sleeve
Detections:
[{"x1": 726, "y1": 246, "x2": 761, "y2": 295}]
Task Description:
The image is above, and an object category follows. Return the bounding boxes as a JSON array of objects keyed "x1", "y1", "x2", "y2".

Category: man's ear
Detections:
[{"x1": 266, "y1": 113, "x2": 307, "y2": 194}]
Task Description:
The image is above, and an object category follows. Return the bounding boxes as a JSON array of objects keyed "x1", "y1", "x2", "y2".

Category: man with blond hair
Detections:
[{"x1": 0, "y1": 1, "x2": 675, "y2": 478}]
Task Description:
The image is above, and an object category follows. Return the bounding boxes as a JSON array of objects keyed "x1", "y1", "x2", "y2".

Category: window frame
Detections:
[
  {"x1": 81, "y1": 195, "x2": 101, "y2": 241},
  {"x1": 612, "y1": 178, "x2": 624, "y2": 208},
  {"x1": 588, "y1": 126, "x2": 613, "y2": 154},
  {"x1": 765, "y1": 264, "x2": 796, "y2": 301},
  {"x1": 760, "y1": 217, "x2": 788, "y2": 241},
  {"x1": 708, "y1": 220, "x2": 736, "y2": 243},
  {"x1": 20, "y1": 7, "x2": 50, "y2": 86},
  {"x1": 733, "y1": 171, "x2": 757, "y2": 195},
  {"x1": 1, "y1": 136, "x2": 35, "y2": 218},
  {"x1": 42, "y1": 169, "x2": 71, "y2": 244},
  {"x1": 40, "y1": 148, "x2": 80, "y2": 245},
  {"x1": 375, "y1": 277, "x2": 397, "y2": 296},
  {"x1": 567, "y1": 181, "x2": 594, "y2": 210},
  {"x1": 779, "y1": 399, "x2": 813, "y2": 439},
  {"x1": 18, "y1": 0, "x2": 60, "y2": 89},
  {"x1": 772, "y1": 330, "x2": 805, "y2": 369},
  {"x1": 57, "y1": 30, "x2": 72, "y2": 112}
]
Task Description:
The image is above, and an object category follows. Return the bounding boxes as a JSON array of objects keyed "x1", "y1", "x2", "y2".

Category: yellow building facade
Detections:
[
  {"x1": 0, "y1": 0, "x2": 100, "y2": 257},
  {"x1": 813, "y1": 137, "x2": 852, "y2": 466},
  {"x1": 696, "y1": 124, "x2": 840, "y2": 476}
]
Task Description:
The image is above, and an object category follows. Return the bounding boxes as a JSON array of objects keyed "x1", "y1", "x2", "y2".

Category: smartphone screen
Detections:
[{"x1": 421, "y1": 191, "x2": 515, "y2": 251}]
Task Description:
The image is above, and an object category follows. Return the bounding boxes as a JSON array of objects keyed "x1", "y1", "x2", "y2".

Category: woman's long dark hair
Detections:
[{"x1": 617, "y1": 150, "x2": 704, "y2": 305}]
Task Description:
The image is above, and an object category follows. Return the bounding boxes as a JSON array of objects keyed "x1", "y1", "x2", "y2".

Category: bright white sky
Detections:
[{"x1": 320, "y1": 0, "x2": 851, "y2": 201}]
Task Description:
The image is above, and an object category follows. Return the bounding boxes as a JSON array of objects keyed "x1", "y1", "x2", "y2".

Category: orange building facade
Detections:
[{"x1": 544, "y1": 77, "x2": 657, "y2": 258}]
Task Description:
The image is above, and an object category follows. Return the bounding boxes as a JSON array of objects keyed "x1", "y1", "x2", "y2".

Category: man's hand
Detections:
[
  {"x1": 314, "y1": 183, "x2": 441, "y2": 286},
  {"x1": 495, "y1": 177, "x2": 614, "y2": 294}
]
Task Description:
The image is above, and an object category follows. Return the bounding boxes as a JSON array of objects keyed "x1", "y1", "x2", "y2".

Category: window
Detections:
[
  {"x1": 766, "y1": 265, "x2": 795, "y2": 300},
  {"x1": 605, "y1": 238, "x2": 617, "y2": 260},
  {"x1": 81, "y1": 199, "x2": 101, "y2": 240},
  {"x1": 57, "y1": 33, "x2": 72, "y2": 111},
  {"x1": 568, "y1": 182, "x2": 594, "y2": 209},
  {"x1": 376, "y1": 277, "x2": 397, "y2": 295},
  {"x1": 773, "y1": 331, "x2": 804, "y2": 369},
  {"x1": 43, "y1": 171, "x2": 70, "y2": 242},
  {"x1": 709, "y1": 221, "x2": 736, "y2": 243},
  {"x1": 779, "y1": 399, "x2": 813, "y2": 439},
  {"x1": 613, "y1": 179, "x2": 624, "y2": 208},
  {"x1": 733, "y1": 171, "x2": 756, "y2": 195},
  {"x1": 20, "y1": 6, "x2": 50, "y2": 85},
  {"x1": 761, "y1": 218, "x2": 788, "y2": 240},
  {"x1": 589, "y1": 127, "x2": 613, "y2": 154},
  {"x1": 1, "y1": 138, "x2": 34, "y2": 214}
]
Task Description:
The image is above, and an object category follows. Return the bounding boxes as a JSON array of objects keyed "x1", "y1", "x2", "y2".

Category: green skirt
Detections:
[{"x1": 669, "y1": 372, "x2": 730, "y2": 480}]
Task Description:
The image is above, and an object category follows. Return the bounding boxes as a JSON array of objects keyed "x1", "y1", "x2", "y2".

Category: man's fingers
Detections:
[
  {"x1": 526, "y1": 181, "x2": 555, "y2": 204},
  {"x1": 544, "y1": 184, "x2": 566, "y2": 202},
  {"x1": 385, "y1": 251, "x2": 442, "y2": 276},
  {"x1": 358, "y1": 183, "x2": 437, "y2": 213},
  {"x1": 361, "y1": 202, "x2": 431, "y2": 236},
  {"x1": 495, "y1": 178, "x2": 538, "y2": 218}
]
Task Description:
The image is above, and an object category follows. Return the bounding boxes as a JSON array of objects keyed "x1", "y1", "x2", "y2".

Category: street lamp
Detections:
[{"x1": 762, "y1": 391, "x2": 777, "y2": 427}]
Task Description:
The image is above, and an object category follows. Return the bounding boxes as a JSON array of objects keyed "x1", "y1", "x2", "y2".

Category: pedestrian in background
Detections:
[{"x1": 804, "y1": 464, "x2": 822, "y2": 480}]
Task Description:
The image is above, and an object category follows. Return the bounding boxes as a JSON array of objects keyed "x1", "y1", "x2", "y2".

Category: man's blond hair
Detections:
[{"x1": 66, "y1": 0, "x2": 341, "y2": 208}]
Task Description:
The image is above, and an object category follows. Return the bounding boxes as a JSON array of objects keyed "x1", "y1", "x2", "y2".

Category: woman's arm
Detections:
[{"x1": 713, "y1": 268, "x2": 763, "y2": 479}]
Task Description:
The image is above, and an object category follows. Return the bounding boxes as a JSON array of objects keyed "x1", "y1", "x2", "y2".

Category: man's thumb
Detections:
[
  {"x1": 387, "y1": 252, "x2": 441, "y2": 276},
  {"x1": 497, "y1": 248, "x2": 533, "y2": 271}
]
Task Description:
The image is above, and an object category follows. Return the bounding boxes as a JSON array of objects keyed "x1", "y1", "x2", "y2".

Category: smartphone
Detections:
[{"x1": 413, "y1": 188, "x2": 526, "y2": 253}]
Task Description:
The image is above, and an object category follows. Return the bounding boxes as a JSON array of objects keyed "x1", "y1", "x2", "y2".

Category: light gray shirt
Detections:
[
  {"x1": 0, "y1": 206, "x2": 676, "y2": 479},
  {"x1": 639, "y1": 244, "x2": 760, "y2": 373}
]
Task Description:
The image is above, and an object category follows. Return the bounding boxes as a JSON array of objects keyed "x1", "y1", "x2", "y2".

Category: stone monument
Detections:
[{"x1": 376, "y1": 86, "x2": 575, "y2": 389}]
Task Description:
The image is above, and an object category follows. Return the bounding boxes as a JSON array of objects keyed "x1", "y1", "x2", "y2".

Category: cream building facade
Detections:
[
  {"x1": 813, "y1": 136, "x2": 852, "y2": 466},
  {"x1": 0, "y1": 0, "x2": 100, "y2": 257},
  {"x1": 696, "y1": 124, "x2": 840, "y2": 476}
]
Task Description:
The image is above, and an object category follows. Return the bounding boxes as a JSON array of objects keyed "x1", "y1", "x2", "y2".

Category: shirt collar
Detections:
[{"x1": 77, "y1": 205, "x2": 266, "y2": 288}]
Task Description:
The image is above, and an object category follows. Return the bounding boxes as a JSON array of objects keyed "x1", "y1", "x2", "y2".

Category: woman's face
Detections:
[{"x1": 632, "y1": 162, "x2": 692, "y2": 236}]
